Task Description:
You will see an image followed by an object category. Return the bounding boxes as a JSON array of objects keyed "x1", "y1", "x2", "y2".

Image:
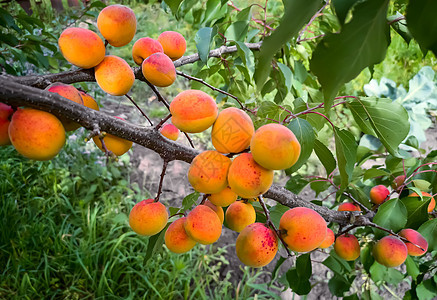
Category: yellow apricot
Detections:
[
  {"x1": 95, "y1": 55, "x2": 135, "y2": 96},
  {"x1": 132, "y1": 37, "x2": 164, "y2": 65},
  {"x1": 188, "y1": 150, "x2": 231, "y2": 194},
  {"x1": 129, "y1": 199, "x2": 168, "y2": 236},
  {"x1": 250, "y1": 123, "x2": 301, "y2": 170},
  {"x1": 369, "y1": 185, "x2": 390, "y2": 205},
  {"x1": 0, "y1": 103, "x2": 14, "y2": 146},
  {"x1": 318, "y1": 228, "x2": 335, "y2": 249},
  {"x1": 159, "y1": 123, "x2": 179, "y2": 141},
  {"x1": 236, "y1": 222, "x2": 278, "y2": 268},
  {"x1": 184, "y1": 205, "x2": 222, "y2": 245},
  {"x1": 169, "y1": 90, "x2": 218, "y2": 133},
  {"x1": 58, "y1": 27, "x2": 105, "y2": 69},
  {"x1": 165, "y1": 217, "x2": 196, "y2": 254},
  {"x1": 208, "y1": 187, "x2": 238, "y2": 207},
  {"x1": 279, "y1": 207, "x2": 327, "y2": 252},
  {"x1": 92, "y1": 116, "x2": 133, "y2": 156},
  {"x1": 373, "y1": 236, "x2": 407, "y2": 267},
  {"x1": 227, "y1": 153, "x2": 274, "y2": 199},
  {"x1": 225, "y1": 201, "x2": 256, "y2": 232},
  {"x1": 157, "y1": 31, "x2": 186, "y2": 60},
  {"x1": 80, "y1": 91, "x2": 99, "y2": 111},
  {"x1": 211, "y1": 107, "x2": 255, "y2": 154},
  {"x1": 142, "y1": 53, "x2": 176, "y2": 87},
  {"x1": 8, "y1": 108, "x2": 65, "y2": 161},
  {"x1": 97, "y1": 4, "x2": 136, "y2": 47},
  {"x1": 334, "y1": 234, "x2": 360, "y2": 261}
]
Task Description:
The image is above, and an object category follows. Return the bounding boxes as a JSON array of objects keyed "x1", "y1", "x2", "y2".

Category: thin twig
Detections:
[
  {"x1": 183, "y1": 132, "x2": 195, "y2": 148},
  {"x1": 154, "y1": 160, "x2": 169, "y2": 202},
  {"x1": 125, "y1": 94, "x2": 153, "y2": 126},
  {"x1": 297, "y1": 0, "x2": 330, "y2": 43},
  {"x1": 155, "y1": 113, "x2": 172, "y2": 130}
]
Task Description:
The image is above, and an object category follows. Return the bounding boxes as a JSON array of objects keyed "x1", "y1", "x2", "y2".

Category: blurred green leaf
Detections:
[
  {"x1": 418, "y1": 219, "x2": 437, "y2": 252},
  {"x1": 332, "y1": 0, "x2": 360, "y2": 25},
  {"x1": 373, "y1": 199, "x2": 407, "y2": 235},
  {"x1": 182, "y1": 192, "x2": 200, "y2": 211},
  {"x1": 406, "y1": 0, "x2": 437, "y2": 56},
  {"x1": 285, "y1": 174, "x2": 309, "y2": 195},
  {"x1": 163, "y1": 0, "x2": 183, "y2": 14},
  {"x1": 334, "y1": 128, "x2": 357, "y2": 191},
  {"x1": 286, "y1": 118, "x2": 315, "y2": 173},
  {"x1": 195, "y1": 27, "x2": 215, "y2": 64},
  {"x1": 405, "y1": 256, "x2": 420, "y2": 281},
  {"x1": 400, "y1": 196, "x2": 430, "y2": 229},
  {"x1": 314, "y1": 139, "x2": 336, "y2": 176}
]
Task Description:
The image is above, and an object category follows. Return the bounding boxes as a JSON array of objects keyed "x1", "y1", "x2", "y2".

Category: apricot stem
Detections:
[
  {"x1": 155, "y1": 113, "x2": 172, "y2": 130},
  {"x1": 183, "y1": 131, "x2": 195, "y2": 149},
  {"x1": 199, "y1": 194, "x2": 209, "y2": 205},
  {"x1": 142, "y1": 78, "x2": 171, "y2": 110},
  {"x1": 125, "y1": 94, "x2": 153, "y2": 126},
  {"x1": 154, "y1": 159, "x2": 169, "y2": 202},
  {"x1": 258, "y1": 195, "x2": 293, "y2": 258}
]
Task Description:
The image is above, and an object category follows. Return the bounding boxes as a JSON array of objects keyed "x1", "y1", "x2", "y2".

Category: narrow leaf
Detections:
[
  {"x1": 334, "y1": 128, "x2": 357, "y2": 191},
  {"x1": 314, "y1": 139, "x2": 336, "y2": 175},
  {"x1": 163, "y1": 0, "x2": 183, "y2": 15},
  {"x1": 286, "y1": 118, "x2": 315, "y2": 173},
  {"x1": 195, "y1": 27, "x2": 215, "y2": 64}
]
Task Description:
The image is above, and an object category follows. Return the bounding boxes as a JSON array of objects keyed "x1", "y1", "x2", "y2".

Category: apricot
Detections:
[
  {"x1": 157, "y1": 31, "x2": 186, "y2": 61},
  {"x1": 169, "y1": 90, "x2": 218, "y2": 133},
  {"x1": 208, "y1": 187, "x2": 238, "y2": 207},
  {"x1": 164, "y1": 217, "x2": 196, "y2": 254},
  {"x1": 279, "y1": 207, "x2": 327, "y2": 252},
  {"x1": 338, "y1": 202, "x2": 361, "y2": 212},
  {"x1": 132, "y1": 37, "x2": 164, "y2": 65},
  {"x1": 159, "y1": 123, "x2": 179, "y2": 141},
  {"x1": 399, "y1": 228, "x2": 428, "y2": 256},
  {"x1": 203, "y1": 200, "x2": 224, "y2": 223},
  {"x1": 8, "y1": 108, "x2": 65, "y2": 161},
  {"x1": 391, "y1": 175, "x2": 406, "y2": 191},
  {"x1": 318, "y1": 228, "x2": 335, "y2": 249},
  {"x1": 142, "y1": 53, "x2": 176, "y2": 87},
  {"x1": 369, "y1": 185, "x2": 390, "y2": 205},
  {"x1": 97, "y1": 4, "x2": 136, "y2": 47},
  {"x1": 184, "y1": 205, "x2": 222, "y2": 245},
  {"x1": 46, "y1": 83, "x2": 84, "y2": 131},
  {"x1": 187, "y1": 150, "x2": 231, "y2": 194},
  {"x1": 211, "y1": 107, "x2": 255, "y2": 154},
  {"x1": 334, "y1": 234, "x2": 360, "y2": 261},
  {"x1": 95, "y1": 55, "x2": 135, "y2": 96},
  {"x1": 250, "y1": 123, "x2": 301, "y2": 170},
  {"x1": 227, "y1": 153, "x2": 274, "y2": 199},
  {"x1": 129, "y1": 199, "x2": 168, "y2": 236},
  {"x1": 225, "y1": 201, "x2": 256, "y2": 232},
  {"x1": 235, "y1": 222, "x2": 278, "y2": 268},
  {"x1": 0, "y1": 103, "x2": 14, "y2": 146},
  {"x1": 408, "y1": 191, "x2": 436, "y2": 212},
  {"x1": 79, "y1": 91, "x2": 99, "y2": 111},
  {"x1": 373, "y1": 236, "x2": 408, "y2": 267},
  {"x1": 58, "y1": 27, "x2": 105, "y2": 69},
  {"x1": 92, "y1": 116, "x2": 133, "y2": 156}
]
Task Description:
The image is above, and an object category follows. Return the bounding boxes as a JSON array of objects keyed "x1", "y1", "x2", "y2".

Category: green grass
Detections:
[{"x1": 0, "y1": 131, "x2": 278, "y2": 299}]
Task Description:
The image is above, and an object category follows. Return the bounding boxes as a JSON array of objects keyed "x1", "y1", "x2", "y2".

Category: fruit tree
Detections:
[{"x1": 1, "y1": 0, "x2": 437, "y2": 298}]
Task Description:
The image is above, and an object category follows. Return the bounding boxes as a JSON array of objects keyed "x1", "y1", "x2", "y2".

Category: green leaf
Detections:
[
  {"x1": 416, "y1": 279, "x2": 437, "y2": 300},
  {"x1": 373, "y1": 199, "x2": 407, "y2": 234},
  {"x1": 406, "y1": 0, "x2": 437, "y2": 57},
  {"x1": 363, "y1": 168, "x2": 390, "y2": 182},
  {"x1": 360, "y1": 243, "x2": 375, "y2": 273},
  {"x1": 418, "y1": 219, "x2": 437, "y2": 252},
  {"x1": 405, "y1": 256, "x2": 420, "y2": 281},
  {"x1": 328, "y1": 275, "x2": 351, "y2": 296},
  {"x1": 257, "y1": 100, "x2": 281, "y2": 119},
  {"x1": 225, "y1": 21, "x2": 249, "y2": 42},
  {"x1": 195, "y1": 27, "x2": 215, "y2": 64},
  {"x1": 254, "y1": 0, "x2": 320, "y2": 88},
  {"x1": 347, "y1": 97, "x2": 410, "y2": 157},
  {"x1": 277, "y1": 63, "x2": 293, "y2": 94},
  {"x1": 412, "y1": 179, "x2": 431, "y2": 191},
  {"x1": 268, "y1": 203, "x2": 289, "y2": 228},
  {"x1": 310, "y1": 0, "x2": 390, "y2": 109},
  {"x1": 332, "y1": 0, "x2": 360, "y2": 25},
  {"x1": 401, "y1": 195, "x2": 431, "y2": 229},
  {"x1": 182, "y1": 192, "x2": 200, "y2": 211},
  {"x1": 285, "y1": 175, "x2": 309, "y2": 195},
  {"x1": 202, "y1": 0, "x2": 227, "y2": 26},
  {"x1": 163, "y1": 0, "x2": 183, "y2": 14},
  {"x1": 369, "y1": 261, "x2": 387, "y2": 283},
  {"x1": 286, "y1": 253, "x2": 312, "y2": 295},
  {"x1": 144, "y1": 226, "x2": 167, "y2": 263},
  {"x1": 286, "y1": 118, "x2": 315, "y2": 173},
  {"x1": 236, "y1": 41, "x2": 255, "y2": 79},
  {"x1": 334, "y1": 128, "x2": 357, "y2": 191},
  {"x1": 314, "y1": 139, "x2": 336, "y2": 176}
]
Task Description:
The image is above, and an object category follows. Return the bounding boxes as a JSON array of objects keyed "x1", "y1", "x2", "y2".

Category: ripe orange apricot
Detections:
[
  {"x1": 157, "y1": 31, "x2": 186, "y2": 61},
  {"x1": 203, "y1": 200, "x2": 224, "y2": 223},
  {"x1": 80, "y1": 91, "x2": 99, "y2": 111},
  {"x1": 369, "y1": 185, "x2": 390, "y2": 205},
  {"x1": 92, "y1": 116, "x2": 133, "y2": 156},
  {"x1": 184, "y1": 205, "x2": 222, "y2": 245},
  {"x1": 208, "y1": 187, "x2": 238, "y2": 207},
  {"x1": 334, "y1": 234, "x2": 360, "y2": 261},
  {"x1": 399, "y1": 228, "x2": 428, "y2": 256},
  {"x1": 159, "y1": 123, "x2": 179, "y2": 141},
  {"x1": 169, "y1": 90, "x2": 218, "y2": 133},
  {"x1": 129, "y1": 199, "x2": 168, "y2": 236},
  {"x1": 227, "y1": 153, "x2": 274, "y2": 199},
  {"x1": 225, "y1": 201, "x2": 256, "y2": 232},
  {"x1": 0, "y1": 103, "x2": 14, "y2": 146},
  {"x1": 338, "y1": 202, "x2": 361, "y2": 212},
  {"x1": 95, "y1": 55, "x2": 135, "y2": 96},
  {"x1": 373, "y1": 236, "x2": 408, "y2": 267},
  {"x1": 250, "y1": 123, "x2": 301, "y2": 170},
  {"x1": 8, "y1": 108, "x2": 65, "y2": 161},
  {"x1": 236, "y1": 222, "x2": 278, "y2": 268},
  {"x1": 319, "y1": 228, "x2": 335, "y2": 249},
  {"x1": 58, "y1": 27, "x2": 105, "y2": 69},
  {"x1": 142, "y1": 53, "x2": 176, "y2": 87},
  {"x1": 211, "y1": 107, "x2": 255, "y2": 154},
  {"x1": 46, "y1": 83, "x2": 84, "y2": 131},
  {"x1": 408, "y1": 191, "x2": 436, "y2": 212},
  {"x1": 279, "y1": 207, "x2": 327, "y2": 252},
  {"x1": 132, "y1": 37, "x2": 164, "y2": 65},
  {"x1": 97, "y1": 4, "x2": 136, "y2": 47},
  {"x1": 165, "y1": 217, "x2": 196, "y2": 254},
  {"x1": 187, "y1": 150, "x2": 231, "y2": 194}
]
